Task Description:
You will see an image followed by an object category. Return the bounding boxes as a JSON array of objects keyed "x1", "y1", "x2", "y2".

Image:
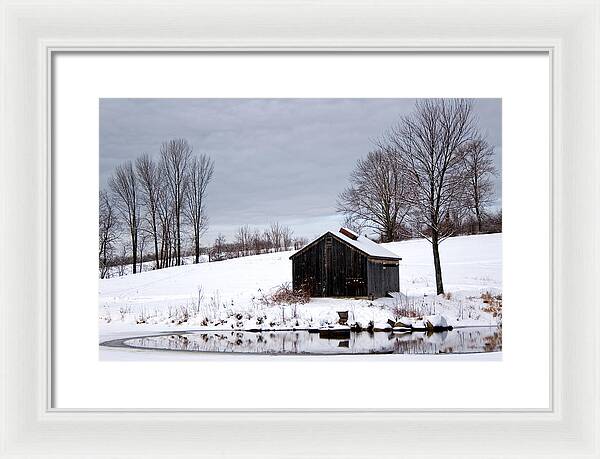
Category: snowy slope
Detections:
[
  {"x1": 390, "y1": 233, "x2": 502, "y2": 295},
  {"x1": 99, "y1": 233, "x2": 502, "y2": 336}
]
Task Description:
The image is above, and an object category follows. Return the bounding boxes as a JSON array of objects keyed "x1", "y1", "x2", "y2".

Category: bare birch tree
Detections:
[
  {"x1": 160, "y1": 139, "x2": 192, "y2": 266},
  {"x1": 135, "y1": 154, "x2": 162, "y2": 269},
  {"x1": 109, "y1": 161, "x2": 140, "y2": 274},
  {"x1": 337, "y1": 148, "x2": 411, "y2": 242},
  {"x1": 388, "y1": 98, "x2": 476, "y2": 294},
  {"x1": 462, "y1": 138, "x2": 497, "y2": 233},
  {"x1": 184, "y1": 154, "x2": 214, "y2": 263}
]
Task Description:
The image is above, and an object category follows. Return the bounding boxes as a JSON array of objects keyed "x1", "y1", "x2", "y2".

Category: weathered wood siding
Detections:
[
  {"x1": 330, "y1": 237, "x2": 368, "y2": 297},
  {"x1": 291, "y1": 234, "x2": 368, "y2": 297},
  {"x1": 291, "y1": 237, "x2": 325, "y2": 296},
  {"x1": 366, "y1": 259, "x2": 400, "y2": 297}
]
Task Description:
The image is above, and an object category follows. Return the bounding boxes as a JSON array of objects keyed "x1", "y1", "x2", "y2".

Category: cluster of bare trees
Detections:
[
  {"x1": 337, "y1": 99, "x2": 499, "y2": 294},
  {"x1": 99, "y1": 138, "x2": 214, "y2": 278},
  {"x1": 210, "y1": 223, "x2": 307, "y2": 261}
]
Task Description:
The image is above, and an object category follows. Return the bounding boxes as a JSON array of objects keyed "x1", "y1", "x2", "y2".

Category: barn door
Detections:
[{"x1": 324, "y1": 236, "x2": 333, "y2": 296}]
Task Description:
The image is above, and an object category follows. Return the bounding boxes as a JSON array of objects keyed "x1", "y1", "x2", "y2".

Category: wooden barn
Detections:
[{"x1": 289, "y1": 228, "x2": 401, "y2": 298}]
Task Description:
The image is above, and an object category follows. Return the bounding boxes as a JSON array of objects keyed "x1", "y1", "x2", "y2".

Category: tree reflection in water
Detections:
[{"x1": 119, "y1": 327, "x2": 502, "y2": 355}]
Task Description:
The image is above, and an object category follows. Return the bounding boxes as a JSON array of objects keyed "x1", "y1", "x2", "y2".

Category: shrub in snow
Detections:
[
  {"x1": 260, "y1": 282, "x2": 310, "y2": 306},
  {"x1": 102, "y1": 306, "x2": 112, "y2": 323},
  {"x1": 390, "y1": 294, "x2": 423, "y2": 319},
  {"x1": 481, "y1": 291, "x2": 502, "y2": 321},
  {"x1": 118, "y1": 305, "x2": 131, "y2": 321}
]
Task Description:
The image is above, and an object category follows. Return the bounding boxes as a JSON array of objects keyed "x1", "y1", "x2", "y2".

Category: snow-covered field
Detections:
[
  {"x1": 99, "y1": 233, "x2": 502, "y2": 357},
  {"x1": 105, "y1": 254, "x2": 209, "y2": 277}
]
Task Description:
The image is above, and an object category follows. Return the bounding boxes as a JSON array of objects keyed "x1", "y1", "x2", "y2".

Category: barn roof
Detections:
[{"x1": 289, "y1": 228, "x2": 401, "y2": 261}]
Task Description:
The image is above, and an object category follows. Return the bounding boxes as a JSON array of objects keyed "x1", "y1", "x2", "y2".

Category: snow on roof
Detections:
[{"x1": 333, "y1": 228, "x2": 400, "y2": 260}]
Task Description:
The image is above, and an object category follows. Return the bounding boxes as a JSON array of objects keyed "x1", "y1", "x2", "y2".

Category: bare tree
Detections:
[
  {"x1": 135, "y1": 154, "x2": 161, "y2": 269},
  {"x1": 341, "y1": 214, "x2": 366, "y2": 235},
  {"x1": 235, "y1": 225, "x2": 252, "y2": 257},
  {"x1": 269, "y1": 222, "x2": 283, "y2": 252},
  {"x1": 160, "y1": 139, "x2": 193, "y2": 266},
  {"x1": 184, "y1": 154, "x2": 214, "y2": 263},
  {"x1": 263, "y1": 229, "x2": 273, "y2": 253},
  {"x1": 281, "y1": 225, "x2": 294, "y2": 251},
  {"x1": 487, "y1": 209, "x2": 502, "y2": 233},
  {"x1": 462, "y1": 138, "x2": 497, "y2": 233},
  {"x1": 388, "y1": 99, "x2": 476, "y2": 294},
  {"x1": 251, "y1": 228, "x2": 263, "y2": 255},
  {"x1": 98, "y1": 190, "x2": 118, "y2": 278},
  {"x1": 211, "y1": 233, "x2": 227, "y2": 261},
  {"x1": 109, "y1": 161, "x2": 140, "y2": 274},
  {"x1": 292, "y1": 237, "x2": 308, "y2": 250},
  {"x1": 155, "y1": 172, "x2": 174, "y2": 268},
  {"x1": 117, "y1": 244, "x2": 128, "y2": 277},
  {"x1": 138, "y1": 231, "x2": 149, "y2": 273},
  {"x1": 337, "y1": 148, "x2": 411, "y2": 242}
]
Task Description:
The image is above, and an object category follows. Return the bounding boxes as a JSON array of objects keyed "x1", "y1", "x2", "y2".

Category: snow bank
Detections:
[{"x1": 423, "y1": 314, "x2": 449, "y2": 329}]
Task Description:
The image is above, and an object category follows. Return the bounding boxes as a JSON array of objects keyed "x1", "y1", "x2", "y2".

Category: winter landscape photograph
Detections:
[{"x1": 99, "y1": 98, "x2": 502, "y2": 360}]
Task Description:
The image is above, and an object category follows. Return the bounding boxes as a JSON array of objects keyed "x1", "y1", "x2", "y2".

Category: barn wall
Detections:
[
  {"x1": 291, "y1": 237, "x2": 325, "y2": 296},
  {"x1": 291, "y1": 234, "x2": 368, "y2": 297},
  {"x1": 366, "y1": 259, "x2": 400, "y2": 297},
  {"x1": 330, "y1": 237, "x2": 368, "y2": 297}
]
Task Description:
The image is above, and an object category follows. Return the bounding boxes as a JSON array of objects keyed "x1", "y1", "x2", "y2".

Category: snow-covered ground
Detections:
[
  {"x1": 99, "y1": 233, "x2": 502, "y2": 353},
  {"x1": 104, "y1": 254, "x2": 209, "y2": 277}
]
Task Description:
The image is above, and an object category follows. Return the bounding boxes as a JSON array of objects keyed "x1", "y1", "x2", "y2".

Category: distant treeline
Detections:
[
  {"x1": 101, "y1": 222, "x2": 310, "y2": 277},
  {"x1": 210, "y1": 223, "x2": 308, "y2": 262},
  {"x1": 392, "y1": 211, "x2": 502, "y2": 242}
]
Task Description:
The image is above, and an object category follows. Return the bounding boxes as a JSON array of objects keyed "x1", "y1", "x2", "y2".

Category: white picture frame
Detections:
[{"x1": 0, "y1": 0, "x2": 598, "y2": 457}]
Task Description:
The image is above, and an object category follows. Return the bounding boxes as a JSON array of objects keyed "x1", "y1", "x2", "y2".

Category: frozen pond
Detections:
[{"x1": 101, "y1": 327, "x2": 501, "y2": 355}]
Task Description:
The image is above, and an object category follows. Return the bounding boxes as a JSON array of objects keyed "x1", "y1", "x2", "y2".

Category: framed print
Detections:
[
  {"x1": 53, "y1": 53, "x2": 545, "y2": 411},
  {"x1": 1, "y1": 0, "x2": 599, "y2": 458}
]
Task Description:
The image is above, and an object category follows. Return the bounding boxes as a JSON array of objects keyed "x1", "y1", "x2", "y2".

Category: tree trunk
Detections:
[
  {"x1": 176, "y1": 212, "x2": 181, "y2": 266},
  {"x1": 385, "y1": 225, "x2": 394, "y2": 243},
  {"x1": 152, "y1": 226, "x2": 159, "y2": 270},
  {"x1": 101, "y1": 247, "x2": 107, "y2": 279},
  {"x1": 132, "y1": 238, "x2": 137, "y2": 274},
  {"x1": 431, "y1": 230, "x2": 444, "y2": 295},
  {"x1": 475, "y1": 207, "x2": 482, "y2": 233},
  {"x1": 194, "y1": 233, "x2": 200, "y2": 264}
]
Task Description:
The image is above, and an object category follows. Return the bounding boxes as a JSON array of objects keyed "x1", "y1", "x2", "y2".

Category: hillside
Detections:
[{"x1": 99, "y1": 233, "x2": 502, "y2": 338}]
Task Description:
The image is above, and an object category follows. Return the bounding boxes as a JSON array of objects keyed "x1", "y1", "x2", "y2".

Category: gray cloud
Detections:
[{"x1": 100, "y1": 98, "x2": 501, "y2": 242}]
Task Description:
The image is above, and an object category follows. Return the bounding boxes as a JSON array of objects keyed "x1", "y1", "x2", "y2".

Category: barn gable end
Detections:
[{"x1": 290, "y1": 229, "x2": 400, "y2": 298}]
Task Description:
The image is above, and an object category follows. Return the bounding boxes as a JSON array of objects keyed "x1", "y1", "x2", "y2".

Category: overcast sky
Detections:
[{"x1": 100, "y1": 98, "x2": 501, "y2": 242}]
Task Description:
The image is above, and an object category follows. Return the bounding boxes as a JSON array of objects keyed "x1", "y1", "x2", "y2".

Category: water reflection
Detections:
[{"x1": 118, "y1": 327, "x2": 501, "y2": 355}]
